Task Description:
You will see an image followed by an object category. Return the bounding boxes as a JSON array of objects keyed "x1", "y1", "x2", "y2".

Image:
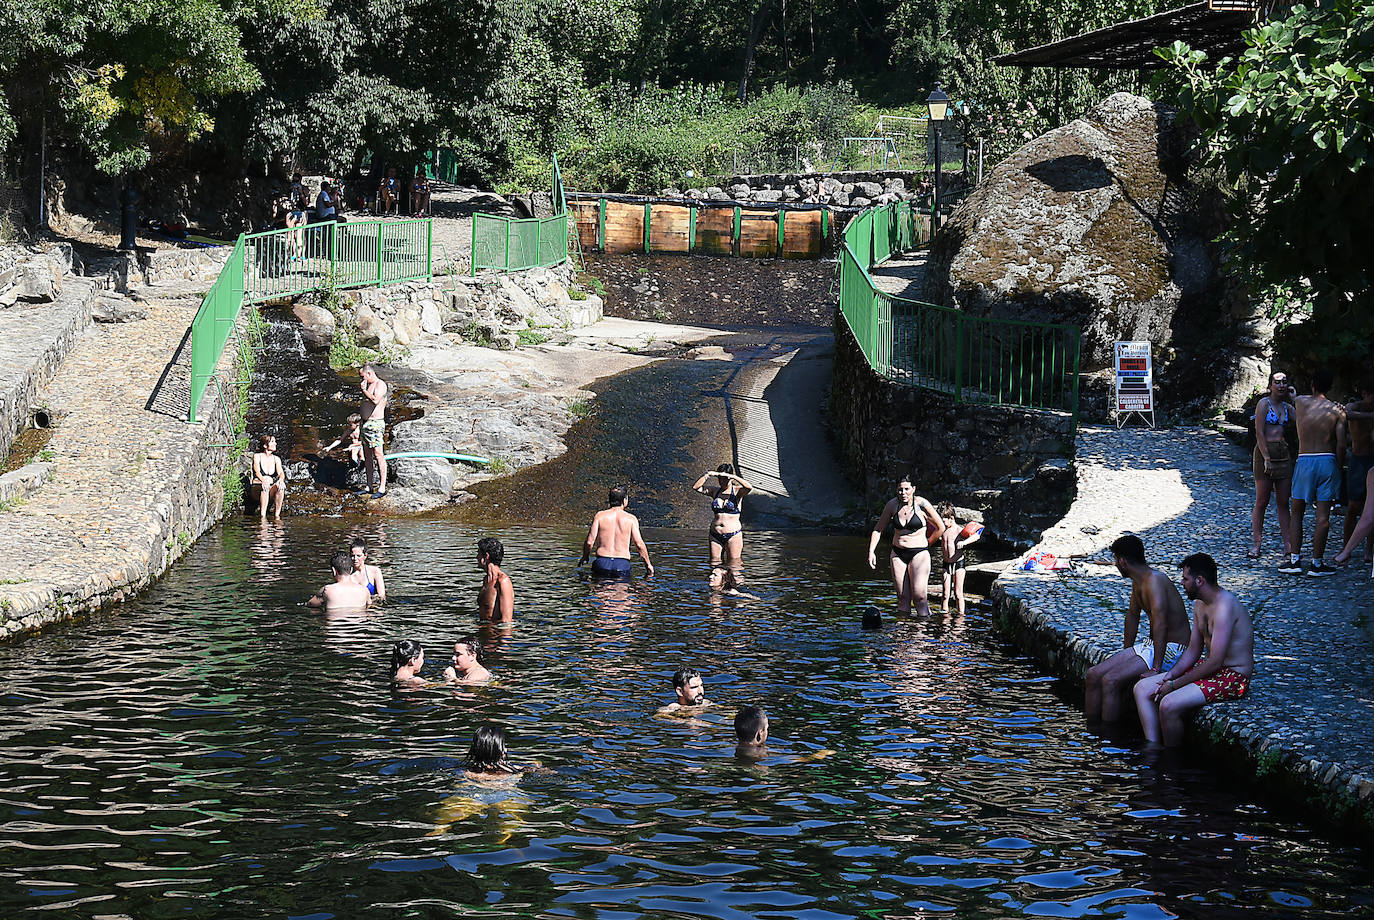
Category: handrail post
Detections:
[
  {"x1": 470, "y1": 218, "x2": 478, "y2": 275},
  {"x1": 375, "y1": 221, "x2": 384, "y2": 286},
  {"x1": 954, "y1": 312, "x2": 965, "y2": 402},
  {"x1": 1069, "y1": 325, "x2": 1082, "y2": 436},
  {"x1": 504, "y1": 219, "x2": 511, "y2": 270},
  {"x1": 426, "y1": 218, "x2": 433, "y2": 280}
]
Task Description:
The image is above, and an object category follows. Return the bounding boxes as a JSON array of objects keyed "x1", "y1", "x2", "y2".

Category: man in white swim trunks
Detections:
[{"x1": 1083, "y1": 535, "x2": 1192, "y2": 723}]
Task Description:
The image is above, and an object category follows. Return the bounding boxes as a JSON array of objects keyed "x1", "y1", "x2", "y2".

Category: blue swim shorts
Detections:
[
  {"x1": 590, "y1": 556, "x2": 632, "y2": 578},
  {"x1": 1292, "y1": 453, "x2": 1340, "y2": 503},
  {"x1": 1350, "y1": 454, "x2": 1374, "y2": 504}
]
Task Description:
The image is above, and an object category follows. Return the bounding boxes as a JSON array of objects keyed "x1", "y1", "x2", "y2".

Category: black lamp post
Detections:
[
  {"x1": 118, "y1": 175, "x2": 138, "y2": 250},
  {"x1": 926, "y1": 85, "x2": 950, "y2": 231}
]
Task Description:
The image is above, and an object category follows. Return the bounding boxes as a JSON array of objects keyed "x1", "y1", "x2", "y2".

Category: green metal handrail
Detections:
[
  {"x1": 471, "y1": 155, "x2": 570, "y2": 274},
  {"x1": 837, "y1": 202, "x2": 1080, "y2": 427},
  {"x1": 188, "y1": 217, "x2": 433, "y2": 422}
]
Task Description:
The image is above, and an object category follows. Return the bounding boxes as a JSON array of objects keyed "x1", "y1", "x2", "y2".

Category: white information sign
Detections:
[{"x1": 1113, "y1": 340, "x2": 1155, "y2": 428}]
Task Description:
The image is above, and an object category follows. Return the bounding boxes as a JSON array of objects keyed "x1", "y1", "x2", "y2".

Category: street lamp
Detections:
[{"x1": 927, "y1": 85, "x2": 950, "y2": 231}]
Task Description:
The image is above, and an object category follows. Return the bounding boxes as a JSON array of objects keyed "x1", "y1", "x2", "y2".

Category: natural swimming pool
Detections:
[{"x1": 1, "y1": 519, "x2": 1370, "y2": 918}]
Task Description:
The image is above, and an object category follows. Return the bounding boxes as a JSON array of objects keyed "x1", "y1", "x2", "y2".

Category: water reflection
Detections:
[{"x1": 0, "y1": 519, "x2": 1369, "y2": 919}]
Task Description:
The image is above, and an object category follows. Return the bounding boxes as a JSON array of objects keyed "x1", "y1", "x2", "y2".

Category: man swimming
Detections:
[
  {"x1": 477, "y1": 537, "x2": 514, "y2": 624},
  {"x1": 443, "y1": 634, "x2": 493, "y2": 685},
  {"x1": 307, "y1": 551, "x2": 372, "y2": 612},
  {"x1": 1083, "y1": 535, "x2": 1192, "y2": 722},
  {"x1": 1133, "y1": 553, "x2": 1254, "y2": 747},
  {"x1": 658, "y1": 667, "x2": 711, "y2": 714},
  {"x1": 579, "y1": 485, "x2": 654, "y2": 578},
  {"x1": 734, "y1": 705, "x2": 769, "y2": 760}
]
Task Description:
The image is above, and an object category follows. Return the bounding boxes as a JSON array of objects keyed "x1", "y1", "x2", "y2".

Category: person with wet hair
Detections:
[
  {"x1": 391, "y1": 639, "x2": 425, "y2": 686},
  {"x1": 477, "y1": 537, "x2": 514, "y2": 624},
  {"x1": 868, "y1": 474, "x2": 944, "y2": 616},
  {"x1": 579, "y1": 485, "x2": 654, "y2": 578},
  {"x1": 708, "y1": 566, "x2": 759, "y2": 600},
  {"x1": 349, "y1": 537, "x2": 386, "y2": 603},
  {"x1": 734, "y1": 705, "x2": 769, "y2": 759},
  {"x1": 692, "y1": 462, "x2": 753, "y2": 565},
  {"x1": 861, "y1": 606, "x2": 883, "y2": 630},
  {"x1": 659, "y1": 667, "x2": 711, "y2": 715},
  {"x1": 462, "y1": 723, "x2": 519, "y2": 777},
  {"x1": 307, "y1": 551, "x2": 371, "y2": 611},
  {"x1": 444, "y1": 634, "x2": 492, "y2": 684}
]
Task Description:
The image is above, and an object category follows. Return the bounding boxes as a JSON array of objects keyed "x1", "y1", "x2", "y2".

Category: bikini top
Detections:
[
  {"x1": 362, "y1": 567, "x2": 377, "y2": 594},
  {"x1": 1265, "y1": 401, "x2": 1289, "y2": 425},
  {"x1": 712, "y1": 490, "x2": 742, "y2": 515},
  {"x1": 893, "y1": 506, "x2": 920, "y2": 532}
]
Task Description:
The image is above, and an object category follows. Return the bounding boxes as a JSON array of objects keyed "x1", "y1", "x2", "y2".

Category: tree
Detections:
[{"x1": 1161, "y1": 2, "x2": 1374, "y2": 379}]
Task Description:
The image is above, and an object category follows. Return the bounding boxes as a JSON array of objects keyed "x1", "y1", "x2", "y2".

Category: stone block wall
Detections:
[{"x1": 830, "y1": 312, "x2": 1076, "y2": 546}]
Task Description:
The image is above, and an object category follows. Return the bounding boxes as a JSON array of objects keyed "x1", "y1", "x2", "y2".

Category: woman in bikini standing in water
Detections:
[
  {"x1": 868, "y1": 474, "x2": 944, "y2": 615},
  {"x1": 693, "y1": 463, "x2": 753, "y2": 565},
  {"x1": 349, "y1": 536, "x2": 386, "y2": 603}
]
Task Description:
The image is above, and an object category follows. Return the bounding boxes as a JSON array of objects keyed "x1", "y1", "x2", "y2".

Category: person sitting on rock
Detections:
[
  {"x1": 1083, "y1": 535, "x2": 1191, "y2": 723},
  {"x1": 1133, "y1": 553, "x2": 1254, "y2": 747},
  {"x1": 251, "y1": 434, "x2": 286, "y2": 519}
]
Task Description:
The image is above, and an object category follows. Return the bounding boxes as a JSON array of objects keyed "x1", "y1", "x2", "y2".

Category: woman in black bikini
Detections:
[
  {"x1": 251, "y1": 435, "x2": 286, "y2": 519},
  {"x1": 692, "y1": 463, "x2": 753, "y2": 565},
  {"x1": 867, "y1": 474, "x2": 944, "y2": 615}
]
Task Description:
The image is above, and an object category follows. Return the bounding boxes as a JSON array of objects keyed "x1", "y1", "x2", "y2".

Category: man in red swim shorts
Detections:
[{"x1": 1133, "y1": 552, "x2": 1254, "y2": 746}]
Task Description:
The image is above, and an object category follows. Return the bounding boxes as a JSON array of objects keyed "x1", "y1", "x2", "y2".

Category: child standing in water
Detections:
[{"x1": 938, "y1": 502, "x2": 981, "y2": 615}]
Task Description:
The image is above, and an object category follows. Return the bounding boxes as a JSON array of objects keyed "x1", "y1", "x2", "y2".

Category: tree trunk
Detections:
[{"x1": 737, "y1": 1, "x2": 773, "y2": 103}]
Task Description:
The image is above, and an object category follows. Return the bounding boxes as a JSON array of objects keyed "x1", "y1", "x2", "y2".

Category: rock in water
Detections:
[
  {"x1": 291, "y1": 303, "x2": 336, "y2": 350},
  {"x1": 925, "y1": 93, "x2": 1222, "y2": 368}
]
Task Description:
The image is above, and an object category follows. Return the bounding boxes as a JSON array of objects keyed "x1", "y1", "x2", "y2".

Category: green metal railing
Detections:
[
  {"x1": 838, "y1": 202, "x2": 1080, "y2": 425},
  {"x1": 471, "y1": 155, "x2": 570, "y2": 274},
  {"x1": 188, "y1": 217, "x2": 433, "y2": 422}
]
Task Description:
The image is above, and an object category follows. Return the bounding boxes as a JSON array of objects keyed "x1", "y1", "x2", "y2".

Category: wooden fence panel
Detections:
[
  {"x1": 650, "y1": 205, "x2": 691, "y2": 253},
  {"x1": 602, "y1": 202, "x2": 646, "y2": 253},
  {"x1": 695, "y1": 207, "x2": 735, "y2": 256},
  {"x1": 783, "y1": 210, "x2": 823, "y2": 258},
  {"x1": 738, "y1": 210, "x2": 779, "y2": 258},
  {"x1": 571, "y1": 201, "x2": 599, "y2": 250}
]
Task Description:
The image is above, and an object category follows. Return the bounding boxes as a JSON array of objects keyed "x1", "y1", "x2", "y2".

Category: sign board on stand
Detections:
[{"x1": 1113, "y1": 341, "x2": 1155, "y2": 428}]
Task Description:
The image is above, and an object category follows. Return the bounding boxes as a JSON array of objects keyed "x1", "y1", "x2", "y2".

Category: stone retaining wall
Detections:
[
  {"x1": 0, "y1": 325, "x2": 245, "y2": 640},
  {"x1": 0, "y1": 277, "x2": 98, "y2": 459},
  {"x1": 829, "y1": 312, "x2": 1075, "y2": 546}
]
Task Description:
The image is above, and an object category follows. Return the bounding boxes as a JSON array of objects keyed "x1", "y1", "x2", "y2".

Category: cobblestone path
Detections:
[
  {"x1": 995, "y1": 425, "x2": 1374, "y2": 817},
  {"x1": 0, "y1": 284, "x2": 222, "y2": 635}
]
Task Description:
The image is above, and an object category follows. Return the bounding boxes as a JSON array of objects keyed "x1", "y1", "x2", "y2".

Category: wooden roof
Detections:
[{"x1": 993, "y1": 2, "x2": 1257, "y2": 70}]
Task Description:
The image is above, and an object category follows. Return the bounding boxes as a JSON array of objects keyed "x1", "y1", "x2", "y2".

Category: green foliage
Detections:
[
  {"x1": 1160, "y1": 2, "x2": 1374, "y2": 380},
  {"x1": 516, "y1": 327, "x2": 551, "y2": 346}
]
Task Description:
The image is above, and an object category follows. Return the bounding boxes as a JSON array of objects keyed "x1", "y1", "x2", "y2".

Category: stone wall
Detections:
[
  {"x1": 0, "y1": 323, "x2": 245, "y2": 640},
  {"x1": 88, "y1": 246, "x2": 230, "y2": 293},
  {"x1": 830, "y1": 312, "x2": 1075, "y2": 546},
  {"x1": 0, "y1": 276, "x2": 98, "y2": 459},
  {"x1": 653, "y1": 168, "x2": 964, "y2": 210}
]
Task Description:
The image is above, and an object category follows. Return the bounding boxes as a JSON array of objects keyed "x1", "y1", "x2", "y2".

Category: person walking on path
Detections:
[
  {"x1": 692, "y1": 463, "x2": 752, "y2": 566},
  {"x1": 1341, "y1": 379, "x2": 1374, "y2": 562},
  {"x1": 1280, "y1": 369, "x2": 1346, "y2": 577},
  {"x1": 252, "y1": 434, "x2": 286, "y2": 520},
  {"x1": 359, "y1": 364, "x2": 389, "y2": 499},
  {"x1": 1250, "y1": 371, "x2": 1296, "y2": 559},
  {"x1": 867, "y1": 475, "x2": 943, "y2": 616},
  {"x1": 1133, "y1": 553, "x2": 1254, "y2": 747},
  {"x1": 477, "y1": 537, "x2": 514, "y2": 625},
  {"x1": 1083, "y1": 535, "x2": 1192, "y2": 723},
  {"x1": 579, "y1": 486, "x2": 655, "y2": 578}
]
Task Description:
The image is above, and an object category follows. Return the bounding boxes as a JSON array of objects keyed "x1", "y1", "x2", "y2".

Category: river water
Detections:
[{"x1": 1, "y1": 518, "x2": 1370, "y2": 918}]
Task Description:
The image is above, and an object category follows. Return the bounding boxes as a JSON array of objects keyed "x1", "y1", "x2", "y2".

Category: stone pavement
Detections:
[
  {"x1": 868, "y1": 252, "x2": 928, "y2": 300},
  {"x1": 0, "y1": 282, "x2": 239, "y2": 639},
  {"x1": 992, "y1": 425, "x2": 1374, "y2": 834}
]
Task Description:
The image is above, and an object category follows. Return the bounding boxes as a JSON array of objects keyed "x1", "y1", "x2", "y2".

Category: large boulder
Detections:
[
  {"x1": 292, "y1": 302, "x2": 336, "y2": 350},
  {"x1": 925, "y1": 93, "x2": 1226, "y2": 370}
]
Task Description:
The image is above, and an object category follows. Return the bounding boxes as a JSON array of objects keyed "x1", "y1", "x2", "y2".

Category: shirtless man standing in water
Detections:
[
  {"x1": 579, "y1": 486, "x2": 654, "y2": 578},
  {"x1": 476, "y1": 537, "x2": 514, "y2": 625},
  {"x1": 1083, "y1": 535, "x2": 1191, "y2": 722},
  {"x1": 1134, "y1": 553, "x2": 1254, "y2": 747},
  {"x1": 359, "y1": 364, "x2": 389, "y2": 499}
]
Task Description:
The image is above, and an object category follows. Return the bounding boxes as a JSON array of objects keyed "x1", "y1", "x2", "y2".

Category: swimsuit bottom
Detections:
[
  {"x1": 1188, "y1": 663, "x2": 1251, "y2": 703},
  {"x1": 1135, "y1": 640, "x2": 1188, "y2": 672},
  {"x1": 362, "y1": 418, "x2": 386, "y2": 448},
  {"x1": 891, "y1": 544, "x2": 930, "y2": 565},
  {"x1": 709, "y1": 528, "x2": 743, "y2": 547},
  {"x1": 946, "y1": 555, "x2": 966, "y2": 571},
  {"x1": 590, "y1": 556, "x2": 632, "y2": 578}
]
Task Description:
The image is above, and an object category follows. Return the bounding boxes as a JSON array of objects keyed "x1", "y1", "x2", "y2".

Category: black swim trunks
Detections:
[{"x1": 590, "y1": 556, "x2": 633, "y2": 578}]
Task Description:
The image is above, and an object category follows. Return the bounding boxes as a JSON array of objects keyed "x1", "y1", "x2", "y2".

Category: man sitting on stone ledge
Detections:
[
  {"x1": 1083, "y1": 535, "x2": 1191, "y2": 723},
  {"x1": 1133, "y1": 553, "x2": 1254, "y2": 747}
]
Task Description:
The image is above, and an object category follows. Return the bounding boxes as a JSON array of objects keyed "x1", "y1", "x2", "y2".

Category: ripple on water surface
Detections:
[{"x1": 0, "y1": 519, "x2": 1370, "y2": 918}]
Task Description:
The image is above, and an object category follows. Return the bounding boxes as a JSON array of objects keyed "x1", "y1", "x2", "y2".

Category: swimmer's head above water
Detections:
[
  {"x1": 735, "y1": 705, "x2": 769, "y2": 753},
  {"x1": 672, "y1": 667, "x2": 705, "y2": 707},
  {"x1": 464, "y1": 723, "x2": 514, "y2": 773},
  {"x1": 390, "y1": 639, "x2": 423, "y2": 673},
  {"x1": 861, "y1": 606, "x2": 883, "y2": 630},
  {"x1": 330, "y1": 551, "x2": 352, "y2": 577},
  {"x1": 477, "y1": 536, "x2": 504, "y2": 567},
  {"x1": 708, "y1": 567, "x2": 739, "y2": 590},
  {"x1": 453, "y1": 634, "x2": 482, "y2": 667}
]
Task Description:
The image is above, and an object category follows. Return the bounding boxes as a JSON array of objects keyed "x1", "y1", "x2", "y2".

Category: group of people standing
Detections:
[{"x1": 1251, "y1": 368, "x2": 1374, "y2": 574}]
